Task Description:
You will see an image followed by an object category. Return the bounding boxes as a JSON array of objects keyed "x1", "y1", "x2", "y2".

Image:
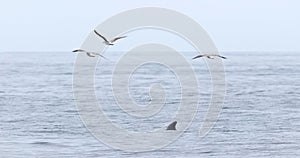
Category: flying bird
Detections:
[
  {"x1": 94, "y1": 30, "x2": 127, "y2": 45},
  {"x1": 192, "y1": 54, "x2": 227, "y2": 60},
  {"x1": 72, "y1": 49, "x2": 108, "y2": 59}
]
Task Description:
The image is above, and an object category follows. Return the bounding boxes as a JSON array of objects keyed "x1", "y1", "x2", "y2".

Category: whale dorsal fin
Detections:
[{"x1": 166, "y1": 121, "x2": 177, "y2": 130}]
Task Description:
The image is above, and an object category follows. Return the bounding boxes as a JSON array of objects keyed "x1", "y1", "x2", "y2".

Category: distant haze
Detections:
[{"x1": 0, "y1": 0, "x2": 300, "y2": 52}]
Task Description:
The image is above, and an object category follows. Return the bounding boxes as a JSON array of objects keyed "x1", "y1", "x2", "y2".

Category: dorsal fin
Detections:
[{"x1": 166, "y1": 121, "x2": 177, "y2": 130}]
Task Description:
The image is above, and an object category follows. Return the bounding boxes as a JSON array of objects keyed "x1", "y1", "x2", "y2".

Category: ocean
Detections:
[{"x1": 0, "y1": 51, "x2": 299, "y2": 157}]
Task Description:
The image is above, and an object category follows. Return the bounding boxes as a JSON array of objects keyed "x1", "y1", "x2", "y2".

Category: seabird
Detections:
[
  {"x1": 192, "y1": 54, "x2": 226, "y2": 60},
  {"x1": 94, "y1": 30, "x2": 127, "y2": 45},
  {"x1": 166, "y1": 121, "x2": 177, "y2": 130},
  {"x1": 72, "y1": 49, "x2": 108, "y2": 59}
]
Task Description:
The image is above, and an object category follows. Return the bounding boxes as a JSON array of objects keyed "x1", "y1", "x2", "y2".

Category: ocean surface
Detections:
[{"x1": 0, "y1": 51, "x2": 299, "y2": 157}]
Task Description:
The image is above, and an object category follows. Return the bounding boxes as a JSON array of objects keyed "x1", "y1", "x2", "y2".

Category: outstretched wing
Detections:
[
  {"x1": 72, "y1": 49, "x2": 85, "y2": 53},
  {"x1": 218, "y1": 55, "x2": 227, "y2": 59},
  {"x1": 96, "y1": 53, "x2": 109, "y2": 60},
  {"x1": 94, "y1": 30, "x2": 109, "y2": 42},
  {"x1": 110, "y1": 36, "x2": 127, "y2": 43},
  {"x1": 192, "y1": 55, "x2": 204, "y2": 60}
]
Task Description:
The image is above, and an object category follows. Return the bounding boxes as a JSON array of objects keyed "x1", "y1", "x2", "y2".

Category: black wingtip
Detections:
[
  {"x1": 94, "y1": 29, "x2": 99, "y2": 35},
  {"x1": 192, "y1": 55, "x2": 202, "y2": 60}
]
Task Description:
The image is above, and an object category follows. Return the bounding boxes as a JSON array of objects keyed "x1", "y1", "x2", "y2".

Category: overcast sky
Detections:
[{"x1": 0, "y1": 0, "x2": 299, "y2": 52}]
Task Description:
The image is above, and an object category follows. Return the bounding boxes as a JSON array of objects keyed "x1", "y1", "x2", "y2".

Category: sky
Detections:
[{"x1": 0, "y1": 0, "x2": 300, "y2": 52}]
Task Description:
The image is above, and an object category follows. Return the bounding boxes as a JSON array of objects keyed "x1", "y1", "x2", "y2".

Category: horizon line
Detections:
[{"x1": 1, "y1": 50, "x2": 300, "y2": 53}]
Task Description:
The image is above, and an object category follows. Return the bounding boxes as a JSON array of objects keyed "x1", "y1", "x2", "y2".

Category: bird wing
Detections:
[
  {"x1": 73, "y1": 49, "x2": 85, "y2": 53},
  {"x1": 192, "y1": 55, "x2": 204, "y2": 60},
  {"x1": 94, "y1": 30, "x2": 109, "y2": 42},
  {"x1": 95, "y1": 53, "x2": 109, "y2": 60},
  {"x1": 218, "y1": 55, "x2": 227, "y2": 59},
  {"x1": 110, "y1": 36, "x2": 127, "y2": 43},
  {"x1": 86, "y1": 52, "x2": 109, "y2": 60}
]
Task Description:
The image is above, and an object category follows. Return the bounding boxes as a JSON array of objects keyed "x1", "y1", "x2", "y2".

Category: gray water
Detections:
[{"x1": 0, "y1": 51, "x2": 299, "y2": 157}]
